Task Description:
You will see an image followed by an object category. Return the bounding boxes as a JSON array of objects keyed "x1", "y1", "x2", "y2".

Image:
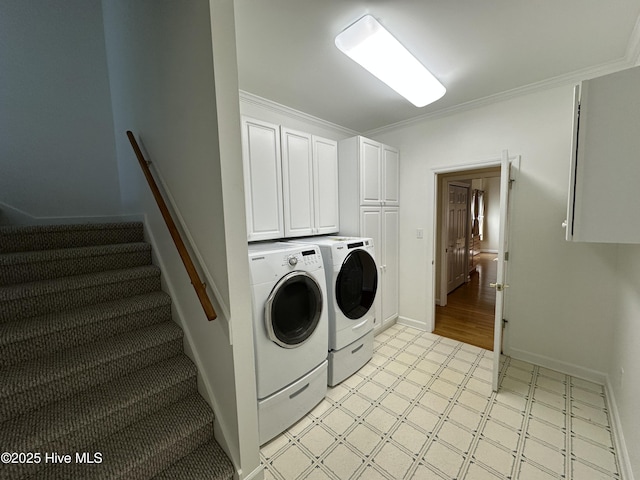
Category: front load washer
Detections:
[
  {"x1": 248, "y1": 242, "x2": 329, "y2": 444},
  {"x1": 290, "y1": 236, "x2": 377, "y2": 385}
]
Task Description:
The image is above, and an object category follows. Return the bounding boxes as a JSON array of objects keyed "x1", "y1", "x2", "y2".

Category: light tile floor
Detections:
[{"x1": 260, "y1": 324, "x2": 621, "y2": 479}]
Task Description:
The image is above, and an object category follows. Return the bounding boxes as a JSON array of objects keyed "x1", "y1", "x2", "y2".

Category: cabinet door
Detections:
[
  {"x1": 381, "y1": 207, "x2": 399, "y2": 325},
  {"x1": 281, "y1": 128, "x2": 314, "y2": 237},
  {"x1": 568, "y1": 66, "x2": 640, "y2": 243},
  {"x1": 241, "y1": 117, "x2": 284, "y2": 241},
  {"x1": 360, "y1": 207, "x2": 382, "y2": 329},
  {"x1": 313, "y1": 136, "x2": 339, "y2": 234},
  {"x1": 359, "y1": 137, "x2": 382, "y2": 205},
  {"x1": 382, "y1": 146, "x2": 400, "y2": 206}
]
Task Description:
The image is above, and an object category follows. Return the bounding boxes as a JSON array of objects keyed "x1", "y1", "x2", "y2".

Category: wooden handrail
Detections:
[{"x1": 126, "y1": 131, "x2": 217, "y2": 321}]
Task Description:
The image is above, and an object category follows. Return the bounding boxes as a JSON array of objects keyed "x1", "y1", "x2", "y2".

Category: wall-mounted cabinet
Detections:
[
  {"x1": 241, "y1": 117, "x2": 284, "y2": 242},
  {"x1": 356, "y1": 137, "x2": 400, "y2": 206},
  {"x1": 281, "y1": 128, "x2": 339, "y2": 237},
  {"x1": 339, "y1": 135, "x2": 400, "y2": 331},
  {"x1": 241, "y1": 117, "x2": 339, "y2": 242},
  {"x1": 565, "y1": 65, "x2": 640, "y2": 243}
]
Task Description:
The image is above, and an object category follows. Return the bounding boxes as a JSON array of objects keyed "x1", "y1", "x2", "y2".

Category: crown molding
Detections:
[
  {"x1": 625, "y1": 13, "x2": 640, "y2": 65},
  {"x1": 365, "y1": 57, "x2": 635, "y2": 137},
  {"x1": 238, "y1": 90, "x2": 358, "y2": 136}
]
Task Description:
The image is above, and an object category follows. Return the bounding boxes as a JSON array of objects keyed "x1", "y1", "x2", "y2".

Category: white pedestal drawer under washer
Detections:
[{"x1": 247, "y1": 241, "x2": 329, "y2": 444}]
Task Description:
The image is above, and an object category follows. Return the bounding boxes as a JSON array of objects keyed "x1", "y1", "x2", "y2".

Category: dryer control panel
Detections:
[{"x1": 283, "y1": 249, "x2": 322, "y2": 268}]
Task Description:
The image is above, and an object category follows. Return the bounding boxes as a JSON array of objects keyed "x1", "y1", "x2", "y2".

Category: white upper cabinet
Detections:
[
  {"x1": 382, "y1": 145, "x2": 400, "y2": 205},
  {"x1": 355, "y1": 136, "x2": 399, "y2": 206},
  {"x1": 241, "y1": 117, "x2": 284, "y2": 242},
  {"x1": 281, "y1": 128, "x2": 314, "y2": 237},
  {"x1": 360, "y1": 137, "x2": 382, "y2": 205},
  {"x1": 312, "y1": 136, "x2": 340, "y2": 234},
  {"x1": 565, "y1": 66, "x2": 640, "y2": 243},
  {"x1": 281, "y1": 128, "x2": 339, "y2": 237},
  {"x1": 242, "y1": 117, "x2": 339, "y2": 241}
]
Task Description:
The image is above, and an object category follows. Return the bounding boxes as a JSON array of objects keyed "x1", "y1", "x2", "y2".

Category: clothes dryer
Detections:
[
  {"x1": 290, "y1": 236, "x2": 377, "y2": 385},
  {"x1": 248, "y1": 242, "x2": 328, "y2": 444}
]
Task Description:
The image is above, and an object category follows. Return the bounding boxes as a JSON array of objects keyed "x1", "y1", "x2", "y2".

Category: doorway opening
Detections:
[{"x1": 433, "y1": 167, "x2": 501, "y2": 351}]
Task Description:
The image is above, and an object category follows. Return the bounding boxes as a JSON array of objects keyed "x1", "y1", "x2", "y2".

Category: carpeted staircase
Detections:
[{"x1": 0, "y1": 222, "x2": 235, "y2": 479}]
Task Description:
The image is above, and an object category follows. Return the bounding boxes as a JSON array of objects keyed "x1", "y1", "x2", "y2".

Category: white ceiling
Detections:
[{"x1": 234, "y1": 1, "x2": 640, "y2": 133}]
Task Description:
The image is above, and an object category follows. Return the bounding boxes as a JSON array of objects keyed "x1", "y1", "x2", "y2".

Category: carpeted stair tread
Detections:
[
  {"x1": 35, "y1": 394, "x2": 218, "y2": 480},
  {"x1": 0, "y1": 321, "x2": 183, "y2": 421},
  {"x1": 153, "y1": 439, "x2": 235, "y2": 480},
  {"x1": 0, "y1": 291, "x2": 172, "y2": 367},
  {"x1": 0, "y1": 222, "x2": 144, "y2": 253},
  {"x1": 0, "y1": 221, "x2": 234, "y2": 479},
  {"x1": 0, "y1": 265, "x2": 161, "y2": 321},
  {"x1": 0, "y1": 355, "x2": 197, "y2": 462},
  {"x1": 0, "y1": 242, "x2": 152, "y2": 285}
]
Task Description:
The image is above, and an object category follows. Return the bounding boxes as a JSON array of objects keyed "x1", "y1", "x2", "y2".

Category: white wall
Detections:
[
  {"x1": 374, "y1": 85, "x2": 618, "y2": 380},
  {"x1": 101, "y1": 1, "x2": 260, "y2": 477},
  {"x1": 0, "y1": 0, "x2": 123, "y2": 219},
  {"x1": 609, "y1": 245, "x2": 640, "y2": 479}
]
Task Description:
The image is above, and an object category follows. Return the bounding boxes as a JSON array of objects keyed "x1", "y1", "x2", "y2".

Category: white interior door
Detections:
[
  {"x1": 446, "y1": 183, "x2": 469, "y2": 293},
  {"x1": 492, "y1": 150, "x2": 512, "y2": 392}
]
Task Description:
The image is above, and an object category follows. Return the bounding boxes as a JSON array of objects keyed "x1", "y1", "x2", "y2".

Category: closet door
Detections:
[
  {"x1": 241, "y1": 117, "x2": 284, "y2": 241},
  {"x1": 360, "y1": 207, "x2": 382, "y2": 329},
  {"x1": 381, "y1": 207, "x2": 399, "y2": 326},
  {"x1": 281, "y1": 128, "x2": 314, "y2": 237}
]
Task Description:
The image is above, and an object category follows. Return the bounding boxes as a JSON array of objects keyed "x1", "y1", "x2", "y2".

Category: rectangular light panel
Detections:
[{"x1": 335, "y1": 14, "x2": 446, "y2": 107}]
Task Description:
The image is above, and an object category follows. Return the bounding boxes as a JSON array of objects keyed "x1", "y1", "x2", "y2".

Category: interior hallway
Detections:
[{"x1": 434, "y1": 253, "x2": 497, "y2": 351}]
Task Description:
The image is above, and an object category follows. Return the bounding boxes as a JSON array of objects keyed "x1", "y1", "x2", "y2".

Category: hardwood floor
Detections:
[{"x1": 434, "y1": 253, "x2": 497, "y2": 351}]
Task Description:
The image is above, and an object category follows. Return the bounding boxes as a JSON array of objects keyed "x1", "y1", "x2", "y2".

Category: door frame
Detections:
[{"x1": 429, "y1": 155, "x2": 518, "y2": 338}]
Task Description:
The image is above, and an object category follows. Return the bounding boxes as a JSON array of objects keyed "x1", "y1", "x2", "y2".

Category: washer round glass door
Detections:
[
  {"x1": 265, "y1": 271, "x2": 323, "y2": 348},
  {"x1": 335, "y1": 249, "x2": 378, "y2": 320}
]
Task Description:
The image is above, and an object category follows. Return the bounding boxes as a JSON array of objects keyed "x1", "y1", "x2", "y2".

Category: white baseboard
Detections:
[
  {"x1": 0, "y1": 201, "x2": 142, "y2": 225},
  {"x1": 605, "y1": 378, "x2": 635, "y2": 480},
  {"x1": 397, "y1": 316, "x2": 428, "y2": 332},
  {"x1": 505, "y1": 346, "x2": 607, "y2": 384},
  {"x1": 238, "y1": 464, "x2": 265, "y2": 480},
  {"x1": 504, "y1": 347, "x2": 634, "y2": 479}
]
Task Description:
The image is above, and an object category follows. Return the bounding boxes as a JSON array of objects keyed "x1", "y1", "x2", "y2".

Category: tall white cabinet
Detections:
[
  {"x1": 241, "y1": 117, "x2": 339, "y2": 241},
  {"x1": 565, "y1": 65, "x2": 640, "y2": 243},
  {"x1": 339, "y1": 136, "x2": 400, "y2": 331}
]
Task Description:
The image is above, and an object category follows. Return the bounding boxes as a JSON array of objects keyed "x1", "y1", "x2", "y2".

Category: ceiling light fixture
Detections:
[{"x1": 335, "y1": 14, "x2": 446, "y2": 108}]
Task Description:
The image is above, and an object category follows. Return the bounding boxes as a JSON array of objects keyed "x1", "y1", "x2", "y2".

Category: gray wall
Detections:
[{"x1": 0, "y1": 0, "x2": 123, "y2": 219}]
